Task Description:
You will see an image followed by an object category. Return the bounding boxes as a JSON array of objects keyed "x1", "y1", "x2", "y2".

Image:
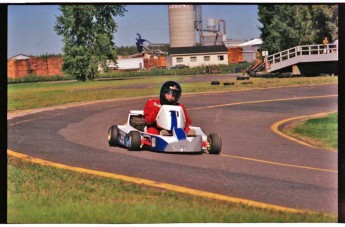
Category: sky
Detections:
[{"x1": 7, "y1": 4, "x2": 261, "y2": 58}]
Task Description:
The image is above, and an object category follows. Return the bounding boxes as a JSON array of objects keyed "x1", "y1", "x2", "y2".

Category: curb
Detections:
[{"x1": 271, "y1": 112, "x2": 337, "y2": 151}]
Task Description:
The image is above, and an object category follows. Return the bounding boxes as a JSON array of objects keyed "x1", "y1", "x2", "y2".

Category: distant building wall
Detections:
[
  {"x1": 167, "y1": 45, "x2": 229, "y2": 68},
  {"x1": 102, "y1": 54, "x2": 167, "y2": 71},
  {"x1": 169, "y1": 53, "x2": 228, "y2": 68},
  {"x1": 117, "y1": 58, "x2": 144, "y2": 70},
  {"x1": 7, "y1": 59, "x2": 17, "y2": 78},
  {"x1": 227, "y1": 47, "x2": 243, "y2": 63},
  {"x1": 144, "y1": 56, "x2": 167, "y2": 69},
  {"x1": 242, "y1": 46, "x2": 260, "y2": 63},
  {"x1": 7, "y1": 56, "x2": 63, "y2": 78}
]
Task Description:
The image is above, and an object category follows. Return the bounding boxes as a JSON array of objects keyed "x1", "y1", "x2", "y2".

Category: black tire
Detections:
[
  {"x1": 223, "y1": 82, "x2": 234, "y2": 86},
  {"x1": 108, "y1": 125, "x2": 119, "y2": 146},
  {"x1": 211, "y1": 81, "x2": 220, "y2": 85},
  {"x1": 207, "y1": 133, "x2": 222, "y2": 154},
  {"x1": 248, "y1": 70, "x2": 256, "y2": 77},
  {"x1": 128, "y1": 131, "x2": 141, "y2": 151}
]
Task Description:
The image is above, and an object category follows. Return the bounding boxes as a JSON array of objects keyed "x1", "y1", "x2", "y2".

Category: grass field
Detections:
[
  {"x1": 7, "y1": 75, "x2": 338, "y2": 223},
  {"x1": 7, "y1": 156, "x2": 336, "y2": 223},
  {"x1": 284, "y1": 113, "x2": 338, "y2": 151},
  {"x1": 8, "y1": 75, "x2": 337, "y2": 112}
]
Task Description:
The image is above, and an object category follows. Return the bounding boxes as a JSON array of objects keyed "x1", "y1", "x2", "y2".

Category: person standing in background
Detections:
[{"x1": 323, "y1": 36, "x2": 329, "y2": 54}]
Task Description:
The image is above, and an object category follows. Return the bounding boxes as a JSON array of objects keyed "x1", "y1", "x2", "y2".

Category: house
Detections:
[{"x1": 166, "y1": 45, "x2": 229, "y2": 68}]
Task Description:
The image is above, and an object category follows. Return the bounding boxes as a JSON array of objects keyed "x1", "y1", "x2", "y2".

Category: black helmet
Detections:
[{"x1": 160, "y1": 81, "x2": 182, "y2": 105}]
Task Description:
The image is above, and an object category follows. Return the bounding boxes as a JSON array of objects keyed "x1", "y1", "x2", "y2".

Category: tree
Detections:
[
  {"x1": 55, "y1": 5, "x2": 127, "y2": 81},
  {"x1": 116, "y1": 46, "x2": 139, "y2": 56},
  {"x1": 310, "y1": 5, "x2": 338, "y2": 43},
  {"x1": 258, "y1": 4, "x2": 338, "y2": 54}
]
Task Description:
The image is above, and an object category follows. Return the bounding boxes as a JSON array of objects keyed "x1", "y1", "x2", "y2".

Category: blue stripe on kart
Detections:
[
  {"x1": 173, "y1": 127, "x2": 186, "y2": 140},
  {"x1": 170, "y1": 110, "x2": 186, "y2": 141},
  {"x1": 148, "y1": 136, "x2": 168, "y2": 152},
  {"x1": 170, "y1": 110, "x2": 178, "y2": 130}
]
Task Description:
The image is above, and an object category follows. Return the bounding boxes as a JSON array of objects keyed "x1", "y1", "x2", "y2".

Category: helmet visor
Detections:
[
  {"x1": 166, "y1": 88, "x2": 179, "y2": 97},
  {"x1": 164, "y1": 86, "x2": 180, "y2": 102}
]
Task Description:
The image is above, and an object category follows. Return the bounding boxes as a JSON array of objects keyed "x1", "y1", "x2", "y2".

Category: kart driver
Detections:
[{"x1": 144, "y1": 81, "x2": 193, "y2": 135}]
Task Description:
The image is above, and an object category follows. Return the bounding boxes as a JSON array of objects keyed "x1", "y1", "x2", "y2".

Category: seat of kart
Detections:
[{"x1": 129, "y1": 114, "x2": 146, "y2": 131}]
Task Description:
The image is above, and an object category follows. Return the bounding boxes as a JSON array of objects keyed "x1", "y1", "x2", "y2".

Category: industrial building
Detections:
[{"x1": 166, "y1": 4, "x2": 259, "y2": 69}]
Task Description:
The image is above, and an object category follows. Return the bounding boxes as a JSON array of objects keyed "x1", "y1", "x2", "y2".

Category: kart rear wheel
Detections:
[
  {"x1": 207, "y1": 133, "x2": 222, "y2": 154},
  {"x1": 128, "y1": 131, "x2": 141, "y2": 151},
  {"x1": 108, "y1": 125, "x2": 119, "y2": 146}
]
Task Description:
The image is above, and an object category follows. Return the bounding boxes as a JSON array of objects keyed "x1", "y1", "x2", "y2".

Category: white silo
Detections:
[{"x1": 168, "y1": 5, "x2": 195, "y2": 48}]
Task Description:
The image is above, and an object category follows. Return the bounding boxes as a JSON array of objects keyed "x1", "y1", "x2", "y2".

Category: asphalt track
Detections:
[{"x1": 8, "y1": 83, "x2": 338, "y2": 214}]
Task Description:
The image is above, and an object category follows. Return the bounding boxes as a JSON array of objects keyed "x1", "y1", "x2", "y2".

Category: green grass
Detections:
[
  {"x1": 7, "y1": 156, "x2": 336, "y2": 223},
  {"x1": 8, "y1": 76, "x2": 178, "y2": 111},
  {"x1": 8, "y1": 75, "x2": 338, "y2": 112},
  {"x1": 7, "y1": 74, "x2": 74, "y2": 83},
  {"x1": 286, "y1": 113, "x2": 338, "y2": 151}
]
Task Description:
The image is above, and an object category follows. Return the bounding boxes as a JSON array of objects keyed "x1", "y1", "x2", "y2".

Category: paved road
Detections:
[{"x1": 8, "y1": 84, "x2": 338, "y2": 214}]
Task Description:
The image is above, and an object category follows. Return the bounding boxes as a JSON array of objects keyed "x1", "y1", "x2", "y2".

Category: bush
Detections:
[{"x1": 97, "y1": 63, "x2": 251, "y2": 78}]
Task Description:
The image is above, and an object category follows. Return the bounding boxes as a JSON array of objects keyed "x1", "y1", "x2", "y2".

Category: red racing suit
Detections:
[{"x1": 143, "y1": 99, "x2": 192, "y2": 134}]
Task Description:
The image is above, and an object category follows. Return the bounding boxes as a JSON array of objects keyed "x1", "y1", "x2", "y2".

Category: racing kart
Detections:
[{"x1": 107, "y1": 105, "x2": 222, "y2": 154}]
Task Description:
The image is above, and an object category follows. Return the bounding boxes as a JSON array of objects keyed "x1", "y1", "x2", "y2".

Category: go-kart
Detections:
[{"x1": 107, "y1": 105, "x2": 222, "y2": 154}]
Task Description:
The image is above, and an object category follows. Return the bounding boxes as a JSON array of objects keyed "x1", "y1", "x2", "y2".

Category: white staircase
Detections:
[{"x1": 266, "y1": 44, "x2": 338, "y2": 73}]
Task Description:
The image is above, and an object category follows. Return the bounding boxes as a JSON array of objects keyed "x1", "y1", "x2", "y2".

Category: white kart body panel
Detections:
[
  {"x1": 117, "y1": 125, "x2": 137, "y2": 134},
  {"x1": 156, "y1": 105, "x2": 186, "y2": 131}
]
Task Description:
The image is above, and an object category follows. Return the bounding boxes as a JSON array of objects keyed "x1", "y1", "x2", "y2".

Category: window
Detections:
[
  {"x1": 176, "y1": 57, "x2": 183, "y2": 63},
  {"x1": 190, "y1": 57, "x2": 197, "y2": 62},
  {"x1": 204, "y1": 56, "x2": 210, "y2": 61},
  {"x1": 218, "y1": 55, "x2": 224, "y2": 61}
]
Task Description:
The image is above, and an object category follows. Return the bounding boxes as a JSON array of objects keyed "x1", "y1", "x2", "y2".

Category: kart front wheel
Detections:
[
  {"x1": 128, "y1": 131, "x2": 141, "y2": 151},
  {"x1": 207, "y1": 133, "x2": 222, "y2": 154},
  {"x1": 108, "y1": 125, "x2": 119, "y2": 146}
]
